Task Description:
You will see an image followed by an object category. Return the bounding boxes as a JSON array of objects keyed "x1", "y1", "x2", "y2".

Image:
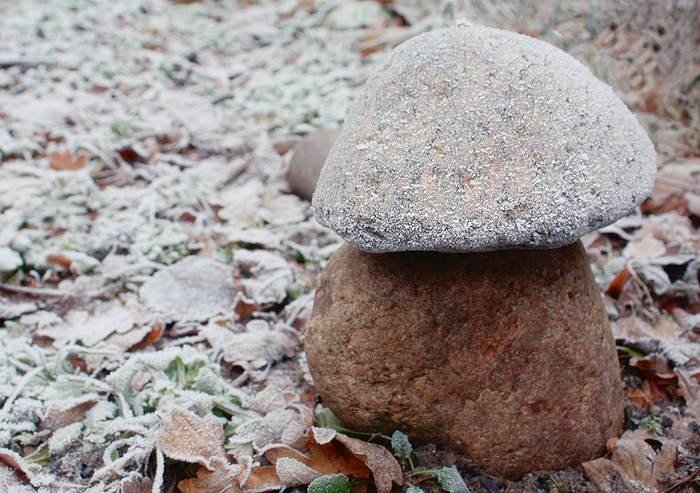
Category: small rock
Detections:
[
  {"x1": 286, "y1": 129, "x2": 339, "y2": 201},
  {"x1": 323, "y1": 2, "x2": 393, "y2": 30}
]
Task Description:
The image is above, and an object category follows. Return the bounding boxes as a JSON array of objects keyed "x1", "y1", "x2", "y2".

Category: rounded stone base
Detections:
[{"x1": 305, "y1": 241, "x2": 624, "y2": 479}]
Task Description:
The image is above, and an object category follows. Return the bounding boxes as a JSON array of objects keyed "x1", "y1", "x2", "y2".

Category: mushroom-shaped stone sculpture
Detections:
[{"x1": 306, "y1": 25, "x2": 657, "y2": 479}]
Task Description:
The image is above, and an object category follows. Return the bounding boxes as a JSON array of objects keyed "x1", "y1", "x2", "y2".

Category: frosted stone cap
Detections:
[{"x1": 312, "y1": 25, "x2": 657, "y2": 253}]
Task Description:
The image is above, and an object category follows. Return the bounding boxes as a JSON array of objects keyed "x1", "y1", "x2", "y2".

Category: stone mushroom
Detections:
[{"x1": 305, "y1": 25, "x2": 657, "y2": 479}]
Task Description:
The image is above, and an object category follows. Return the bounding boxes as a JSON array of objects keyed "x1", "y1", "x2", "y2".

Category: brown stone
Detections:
[{"x1": 305, "y1": 241, "x2": 624, "y2": 479}]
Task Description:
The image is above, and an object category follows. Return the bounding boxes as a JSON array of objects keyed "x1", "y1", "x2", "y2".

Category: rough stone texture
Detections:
[
  {"x1": 305, "y1": 241, "x2": 625, "y2": 479},
  {"x1": 312, "y1": 25, "x2": 657, "y2": 253},
  {"x1": 287, "y1": 129, "x2": 339, "y2": 201}
]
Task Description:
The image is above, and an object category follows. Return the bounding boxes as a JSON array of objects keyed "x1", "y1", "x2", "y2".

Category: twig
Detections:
[
  {"x1": 664, "y1": 466, "x2": 700, "y2": 492},
  {"x1": 0, "y1": 282, "x2": 120, "y2": 299},
  {"x1": 655, "y1": 176, "x2": 700, "y2": 192},
  {"x1": 0, "y1": 284, "x2": 75, "y2": 297}
]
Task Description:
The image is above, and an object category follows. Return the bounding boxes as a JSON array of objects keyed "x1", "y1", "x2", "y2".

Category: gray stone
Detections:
[
  {"x1": 287, "y1": 129, "x2": 339, "y2": 201},
  {"x1": 305, "y1": 241, "x2": 625, "y2": 479},
  {"x1": 312, "y1": 25, "x2": 657, "y2": 253}
]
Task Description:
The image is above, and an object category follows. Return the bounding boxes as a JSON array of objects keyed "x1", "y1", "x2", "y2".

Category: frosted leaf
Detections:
[
  {"x1": 235, "y1": 249, "x2": 294, "y2": 305},
  {"x1": 230, "y1": 409, "x2": 301, "y2": 451},
  {"x1": 276, "y1": 457, "x2": 322, "y2": 486},
  {"x1": 0, "y1": 300, "x2": 37, "y2": 320},
  {"x1": 140, "y1": 257, "x2": 235, "y2": 322},
  {"x1": 157, "y1": 407, "x2": 226, "y2": 470},
  {"x1": 48, "y1": 422, "x2": 83, "y2": 456},
  {"x1": 308, "y1": 474, "x2": 350, "y2": 493},
  {"x1": 313, "y1": 25, "x2": 657, "y2": 253},
  {"x1": 391, "y1": 430, "x2": 412, "y2": 460},
  {"x1": 36, "y1": 298, "x2": 148, "y2": 347},
  {"x1": 218, "y1": 179, "x2": 266, "y2": 226},
  {"x1": 311, "y1": 426, "x2": 337, "y2": 445},
  {"x1": 201, "y1": 320, "x2": 297, "y2": 369},
  {"x1": 436, "y1": 466, "x2": 469, "y2": 493},
  {"x1": 407, "y1": 486, "x2": 424, "y2": 493},
  {"x1": 332, "y1": 432, "x2": 404, "y2": 493},
  {"x1": 0, "y1": 247, "x2": 22, "y2": 272}
]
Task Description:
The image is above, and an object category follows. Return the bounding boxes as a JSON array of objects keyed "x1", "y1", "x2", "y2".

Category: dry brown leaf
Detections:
[
  {"x1": 0, "y1": 448, "x2": 39, "y2": 487},
  {"x1": 627, "y1": 380, "x2": 670, "y2": 409},
  {"x1": 241, "y1": 465, "x2": 286, "y2": 493},
  {"x1": 581, "y1": 458, "x2": 636, "y2": 493},
  {"x1": 611, "y1": 431, "x2": 677, "y2": 491},
  {"x1": 157, "y1": 408, "x2": 226, "y2": 470},
  {"x1": 331, "y1": 430, "x2": 404, "y2": 493},
  {"x1": 179, "y1": 456, "x2": 252, "y2": 493},
  {"x1": 263, "y1": 441, "x2": 370, "y2": 481},
  {"x1": 49, "y1": 150, "x2": 87, "y2": 170},
  {"x1": 38, "y1": 396, "x2": 98, "y2": 432},
  {"x1": 631, "y1": 353, "x2": 677, "y2": 386},
  {"x1": 129, "y1": 321, "x2": 164, "y2": 351},
  {"x1": 275, "y1": 457, "x2": 322, "y2": 486},
  {"x1": 675, "y1": 368, "x2": 700, "y2": 420},
  {"x1": 257, "y1": 426, "x2": 402, "y2": 493},
  {"x1": 45, "y1": 254, "x2": 73, "y2": 269},
  {"x1": 583, "y1": 431, "x2": 677, "y2": 492}
]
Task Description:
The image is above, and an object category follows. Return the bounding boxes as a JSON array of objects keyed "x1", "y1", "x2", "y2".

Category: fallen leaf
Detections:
[
  {"x1": 179, "y1": 456, "x2": 253, "y2": 493},
  {"x1": 630, "y1": 353, "x2": 677, "y2": 386},
  {"x1": 611, "y1": 431, "x2": 676, "y2": 490},
  {"x1": 45, "y1": 254, "x2": 73, "y2": 269},
  {"x1": 583, "y1": 430, "x2": 677, "y2": 492},
  {"x1": 140, "y1": 257, "x2": 236, "y2": 322},
  {"x1": 38, "y1": 396, "x2": 99, "y2": 432},
  {"x1": 605, "y1": 267, "x2": 630, "y2": 298},
  {"x1": 158, "y1": 408, "x2": 226, "y2": 471},
  {"x1": 0, "y1": 448, "x2": 40, "y2": 488},
  {"x1": 49, "y1": 150, "x2": 87, "y2": 170},
  {"x1": 331, "y1": 430, "x2": 404, "y2": 493},
  {"x1": 260, "y1": 427, "x2": 402, "y2": 493},
  {"x1": 675, "y1": 368, "x2": 700, "y2": 420},
  {"x1": 627, "y1": 380, "x2": 669, "y2": 409},
  {"x1": 129, "y1": 321, "x2": 165, "y2": 350},
  {"x1": 582, "y1": 458, "x2": 636, "y2": 493},
  {"x1": 242, "y1": 465, "x2": 286, "y2": 493}
]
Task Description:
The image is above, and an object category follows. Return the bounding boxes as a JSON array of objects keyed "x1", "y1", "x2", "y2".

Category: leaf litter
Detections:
[{"x1": 0, "y1": 0, "x2": 699, "y2": 491}]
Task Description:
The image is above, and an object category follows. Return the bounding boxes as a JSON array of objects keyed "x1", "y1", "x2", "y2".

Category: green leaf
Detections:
[
  {"x1": 308, "y1": 474, "x2": 351, "y2": 493},
  {"x1": 391, "y1": 430, "x2": 412, "y2": 460},
  {"x1": 407, "y1": 486, "x2": 424, "y2": 493},
  {"x1": 437, "y1": 466, "x2": 469, "y2": 493},
  {"x1": 316, "y1": 408, "x2": 347, "y2": 432}
]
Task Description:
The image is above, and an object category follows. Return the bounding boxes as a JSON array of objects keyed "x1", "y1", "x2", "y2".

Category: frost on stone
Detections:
[
  {"x1": 436, "y1": 466, "x2": 469, "y2": 493},
  {"x1": 312, "y1": 25, "x2": 658, "y2": 253},
  {"x1": 235, "y1": 249, "x2": 295, "y2": 305},
  {"x1": 140, "y1": 257, "x2": 235, "y2": 322}
]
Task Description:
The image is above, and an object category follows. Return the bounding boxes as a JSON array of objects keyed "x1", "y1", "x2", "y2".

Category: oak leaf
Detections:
[{"x1": 157, "y1": 408, "x2": 226, "y2": 471}]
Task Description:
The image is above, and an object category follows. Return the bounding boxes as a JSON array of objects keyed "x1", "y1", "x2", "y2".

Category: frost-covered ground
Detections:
[{"x1": 1, "y1": 0, "x2": 699, "y2": 492}]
